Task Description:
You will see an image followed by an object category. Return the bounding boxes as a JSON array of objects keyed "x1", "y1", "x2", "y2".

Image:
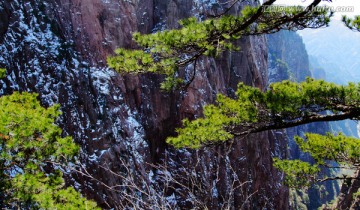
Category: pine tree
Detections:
[
  {"x1": 107, "y1": 0, "x2": 331, "y2": 91},
  {"x1": 0, "y1": 92, "x2": 99, "y2": 209},
  {"x1": 165, "y1": 79, "x2": 360, "y2": 147}
]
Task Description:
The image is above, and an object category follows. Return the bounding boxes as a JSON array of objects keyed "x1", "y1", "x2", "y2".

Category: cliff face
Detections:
[
  {"x1": 268, "y1": 31, "x2": 311, "y2": 83},
  {"x1": 0, "y1": 0, "x2": 288, "y2": 209}
]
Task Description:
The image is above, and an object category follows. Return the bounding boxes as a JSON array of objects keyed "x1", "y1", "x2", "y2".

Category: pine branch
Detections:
[
  {"x1": 231, "y1": 109, "x2": 360, "y2": 136},
  {"x1": 317, "y1": 175, "x2": 360, "y2": 183},
  {"x1": 108, "y1": 0, "x2": 332, "y2": 90}
]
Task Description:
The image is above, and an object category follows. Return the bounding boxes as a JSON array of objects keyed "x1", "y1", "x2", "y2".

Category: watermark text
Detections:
[{"x1": 262, "y1": 5, "x2": 355, "y2": 13}]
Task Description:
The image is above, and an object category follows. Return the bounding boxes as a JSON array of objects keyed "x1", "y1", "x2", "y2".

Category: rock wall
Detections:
[
  {"x1": 0, "y1": 0, "x2": 288, "y2": 209},
  {"x1": 268, "y1": 30, "x2": 311, "y2": 83}
]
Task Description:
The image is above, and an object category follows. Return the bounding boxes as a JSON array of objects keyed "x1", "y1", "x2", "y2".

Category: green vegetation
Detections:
[
  {"x1": 0, "y1": 68, "x2": 6, "y2": 79},
  {"x1": 274, "y1": 133, "x2": 360, "y2": 187},
  {"x1": 167, "y1": 79, "x2": 360, "y2": 148},
  {"x1": 106, "y1": 0, "x2": 360, "y2": 207},
  {"x1": 108, "y1": 0, "x2": 331, "y2": 91},
  {"x1": 343, "y1": 15, "x2": 360, "y2": 31},
  {"x1": 0, "y1": 92, "x2": 98, "y2": 209}
]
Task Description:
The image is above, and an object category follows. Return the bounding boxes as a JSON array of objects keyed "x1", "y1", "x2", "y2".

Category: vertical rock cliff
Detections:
[{"x1": 0, "y1": 0, "x2": 288, "y2": 209}]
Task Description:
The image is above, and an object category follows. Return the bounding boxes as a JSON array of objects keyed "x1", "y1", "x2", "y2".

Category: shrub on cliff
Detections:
[{"x1": 0, "y1": 92, "x2": 99, "y2": 209}]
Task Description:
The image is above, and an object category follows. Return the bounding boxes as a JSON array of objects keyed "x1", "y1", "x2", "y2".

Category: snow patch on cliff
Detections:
[
  {"x1": 90, "y1": 67, "x2": 116, "y2": 95},
  {"x1": 193, "y1": 0, "x2": 218, "y2": 11}
]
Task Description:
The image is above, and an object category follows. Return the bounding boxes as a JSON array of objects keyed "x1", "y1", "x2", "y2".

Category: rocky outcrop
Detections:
[
  {"x1": 268, "y1": 30, "x2": 311, "y2": 83},
  {"x1": 0, "y1": 0, "x2": 287, "y2": 209}
]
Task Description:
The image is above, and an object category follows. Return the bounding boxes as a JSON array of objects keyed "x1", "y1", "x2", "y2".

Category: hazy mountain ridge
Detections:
[{"x1": 299, "y1": 20, "x2": 360, "y2": 83}]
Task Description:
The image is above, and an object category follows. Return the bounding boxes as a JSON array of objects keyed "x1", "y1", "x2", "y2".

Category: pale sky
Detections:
[{"x1": 273, "y1": 0, "x2": 360, "y2": 19}]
